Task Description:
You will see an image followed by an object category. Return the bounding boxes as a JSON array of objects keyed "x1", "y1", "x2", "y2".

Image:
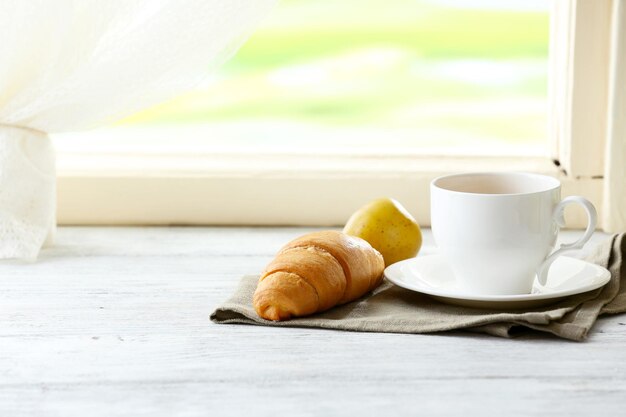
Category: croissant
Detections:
[{"x1": 253, "y1": 230, "x2": 385, "y2": 321}]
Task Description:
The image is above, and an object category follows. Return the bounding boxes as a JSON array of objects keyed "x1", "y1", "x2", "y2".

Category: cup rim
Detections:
[{"x1": 431, "y1": 172, "x2": 561, "y2": 197}]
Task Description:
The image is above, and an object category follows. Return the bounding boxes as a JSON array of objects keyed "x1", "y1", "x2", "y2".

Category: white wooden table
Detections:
[{"x1": 1, "y1": 227, "x2": 624, "y2": 416}]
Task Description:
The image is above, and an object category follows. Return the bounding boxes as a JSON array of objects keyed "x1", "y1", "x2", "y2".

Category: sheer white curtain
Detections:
[{"x1": 0, "y1": 0, "x2": 276, "y2": 260}]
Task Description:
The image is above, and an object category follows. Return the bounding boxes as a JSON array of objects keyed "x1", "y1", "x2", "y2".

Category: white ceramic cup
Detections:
[{"x1": 430, "y1": 172, "x2": 597, "y2": 295}]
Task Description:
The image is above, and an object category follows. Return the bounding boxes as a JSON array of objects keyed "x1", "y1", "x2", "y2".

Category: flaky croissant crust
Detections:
[{"x1": 253, "y1": 231, "x2": 385, "y2": 321}]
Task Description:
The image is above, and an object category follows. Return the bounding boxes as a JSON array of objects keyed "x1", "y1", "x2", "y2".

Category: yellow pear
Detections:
[{"x1": 343, "y1": 198, "x2": 422, "y2": 266}]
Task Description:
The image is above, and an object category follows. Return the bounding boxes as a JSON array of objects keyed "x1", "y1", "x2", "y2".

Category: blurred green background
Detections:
[{"x1": 120, "y1": 0, "x2": 550, "y2": 154}]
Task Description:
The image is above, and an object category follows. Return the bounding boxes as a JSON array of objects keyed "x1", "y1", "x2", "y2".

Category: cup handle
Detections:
[{"x1": 536, "y1": 196, "x2": 597, "y2": 286}]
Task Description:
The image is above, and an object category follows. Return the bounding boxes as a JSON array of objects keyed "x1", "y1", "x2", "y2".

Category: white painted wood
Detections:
[
  {"x1": 604, "y1": 0, "x2": 626, "y2": 232},
  {"x1": 548, "y1": 0, "x2": 572, "y2": 161},
  {"x1": 0, "y1": 227, "x2": 623, "y2": 417},
  {"x1": 55, "y1": 155, "x2": 604, "y2": 229},
  {"x1": 57, "y1": 155, "x2": 560, "y2": 227},
  {"x1": 549, "y1": 0, "x2": 613, "y2": 177}
]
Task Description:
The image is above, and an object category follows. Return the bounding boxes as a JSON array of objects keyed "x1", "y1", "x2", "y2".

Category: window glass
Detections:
[{"x1": 60, "y1": 0, "x2": 550, "y2": 156}]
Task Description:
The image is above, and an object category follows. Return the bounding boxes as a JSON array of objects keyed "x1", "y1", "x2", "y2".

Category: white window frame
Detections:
[{"x1": 56, "y1": 0, "x2": 626, "y2": 231}]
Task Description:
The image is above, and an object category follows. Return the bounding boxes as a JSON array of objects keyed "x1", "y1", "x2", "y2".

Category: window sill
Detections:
[{"x1": 56, "y1": 151, "x2": 602, "y2": 229}]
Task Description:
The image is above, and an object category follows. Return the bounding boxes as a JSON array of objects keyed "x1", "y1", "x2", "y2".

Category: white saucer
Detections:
[{"x1": 384, "y1": 255, "x2": 611, "y2": 309}]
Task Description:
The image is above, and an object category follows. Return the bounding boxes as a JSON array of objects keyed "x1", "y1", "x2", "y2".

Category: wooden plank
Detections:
[
  {"x1": 0, "y1": 227, "x2": 622, "y2": 416},
  {"x1": 603, "y1": 0, "x2": 626, "y2": 232},
  {"x1": 56, "y1": 166, "x2": 604, "y2": 230},
  {"x1": 549, "y1": 0, "x2": 613, "y2": 177}
]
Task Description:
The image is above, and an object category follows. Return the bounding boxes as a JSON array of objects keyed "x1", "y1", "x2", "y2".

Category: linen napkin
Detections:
[{"x1": 210, "y1": 233, "x2": 626, "y2": 341}]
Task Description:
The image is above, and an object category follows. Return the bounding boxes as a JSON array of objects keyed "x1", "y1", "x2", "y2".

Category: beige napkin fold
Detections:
[{"x1": 210, "y1": 233, "x2": 626, "y2": 341}]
